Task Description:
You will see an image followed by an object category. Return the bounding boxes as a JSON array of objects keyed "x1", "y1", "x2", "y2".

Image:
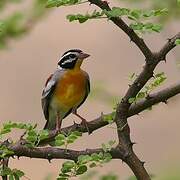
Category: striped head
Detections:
[{"x1": 58, "y1": 49, "x2": 90, "y2": 69}]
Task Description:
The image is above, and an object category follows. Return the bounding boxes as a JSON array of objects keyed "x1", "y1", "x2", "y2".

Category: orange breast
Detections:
[{"x1": 54, "y1": 70, "x2": 86, "y2": 108}]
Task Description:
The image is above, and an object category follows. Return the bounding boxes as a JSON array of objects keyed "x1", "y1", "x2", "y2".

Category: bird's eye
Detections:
[{"x1": 69, "y1": 54, "x2": 76, "y2": 58}]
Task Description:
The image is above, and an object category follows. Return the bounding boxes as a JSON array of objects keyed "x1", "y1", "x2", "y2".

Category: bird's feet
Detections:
[
  {"x1": 81, "y1": 118, "x2": 91, "y2": 135},
  {"x1": 73, "y1": 110, "x2": 91, "y2": 134},
  {"x1": 56, "y1": 117, "x2": 62, "y2": 134}
]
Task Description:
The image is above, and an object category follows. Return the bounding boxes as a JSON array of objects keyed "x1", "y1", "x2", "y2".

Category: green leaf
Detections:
[
  {"x1": 27, "y1": 130, "x2": 37, "y2": 137},
  {"x1": 97, "y1": 152, "x2": 104, "y2": 159},
  {"x1": 62, "y1": 161, "x2": 75, "y2": 169},
  {"x1": 175, "y1": 39, "x2": 180, "y2": 45},
  {"x1": 0, "y1": 146, "x2": 15, "y2": 158},
  {"x1": 61, "y1": 161, "x2": 75, "y2": 173},
  {"x1": 102, "y1": 112, "x2": 115, "y2": 124},
  {"x1": 130, "y1": 22, "x2": 144, "y2": 31},
  {"x1": 91, "y1": 153, "x2": 100, "y2": 162},
  {"x1": 39, "y1": 130, "x2": 49, "y2": 140},
  {"x1": 103, "y1": 153, "x2": 112, "y2": 163},
  {"x1": 72, "y1": 131, "x2": 82, "y2": 137},
  {"x1": 142, "y1": 10, "x2": 154, "y2": 18},
  {"x1": 0, "y1": 167, "x2": 12, "y2": 176},
  {"x1": 153, "y1": 8, "x2": 168, "y2": 16},
  {"x1": 26, "y1": 135, "x2": 37, "y2": 143},
  {"x1": 0, "y1": 128, "x2": 11, "y2": 135},
  {"x1": 67, "y1": 14, "x2": 88, "y2": 23},
  {"x1": 151, "y1": 24, "x2": 162, "y2": 32},
  {"x1": 129, "y1": 9, "x2": 142, "y2": 19},
  {"x1": 67, "y1": 134, "x2": 77, "y2": 141},
  {"x1": 46, "y1": 0, "x2": 80, "y2": 8},
  {"x1": 55, "y1": 140, "x2": 65, "y2": 146},
  {"x1": 78, "y1": 155, "x2": 92, "y2": 164},
  {"x1": 55, "y1": 134, "x2": 66, "y2": 146},
  {"x1": 67, "y1": 10, "x2": 104, "y2": 23},
  {"x1": 9, "y1": 174, "x2": 15, "y2": 180},
  {"x1": 55, "y1": 134, "x2": 65, "y2": 141},
  {"x1": 76, "y1": 165, "x2": 87, "y2": 175},
  {"x1": 13, "y1": 169, "x2": 25, "y2": 178},
  {"x1": 46, "y1": 0, "x2": 58, "y2": 8},
  {"x1": 13, "y1": 174, "x2": 20, "y2": 180},
  {"x1": 104, "y1": 7, "x2": 130, "y2": 18}
]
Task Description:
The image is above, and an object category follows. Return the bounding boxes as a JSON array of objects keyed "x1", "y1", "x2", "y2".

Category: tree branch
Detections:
[
  {"x1": 88, "y1": 0, "x2": 153, "y2": 60},
  {"x1": 3, "y1": 140, "x2": 122, "y2": 162},
  {"x1": 129, "y1": 82, "x2": 180, "y2": 115},
  {"x1": 157, "y1": 32, "x2": 180, "y2": 61}
]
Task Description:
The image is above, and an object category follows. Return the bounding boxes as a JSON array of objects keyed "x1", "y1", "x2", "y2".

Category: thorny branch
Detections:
[{"x1": 2, "y1": 140, "x2": 122, "y2": 162}]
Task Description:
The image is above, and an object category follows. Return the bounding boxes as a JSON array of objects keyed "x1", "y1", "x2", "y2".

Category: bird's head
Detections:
[{"x1": 58, "y1": 49, "x2": 90, "y2": 69}]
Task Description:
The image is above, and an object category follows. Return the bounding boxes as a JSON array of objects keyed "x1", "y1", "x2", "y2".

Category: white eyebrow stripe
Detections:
[
  {"x1": 61, "y1": 52, "x2": 72, "y2": 59},
  {"x1": 61, "y1": 57, "x2": 76, "y2": 65},
  {"x1": 60, "y1": 51, "x2": 79, "y2": 61}
]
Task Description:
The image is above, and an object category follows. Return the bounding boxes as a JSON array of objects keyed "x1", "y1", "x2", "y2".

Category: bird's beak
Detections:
[{"x1": 78, "y1": 52, "x2": 90, "y2": 59}]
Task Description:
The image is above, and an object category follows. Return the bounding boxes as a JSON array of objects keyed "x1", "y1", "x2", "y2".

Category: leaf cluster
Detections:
[
  {"x1": 26, "y1": 129, "x2": 49, "y2": 147},
  {"x1": 175, "y1": 39, "x2": 180, "y2": 45},
  {"x1": 0, "y1": 166, "x2": 24, "y2": 180},
  {"x1": 46, "y1": 0, "x2": 167, "y2": 34},
  {"x1": 121, "y1": 0, "x2": 180, "y2": 24},
  {"x1": 104, "y1": 7, "x2": 168, "y2": 33},
  {"x1": 67, "y1": 10, "x2": 104, "y2": 23},
  {"x1": 58, "y1": 152, "x2": 112, "y2": 180},
  {"x1": 128, "y1": 72, "x2": 167, "y2": 104},
  {"x1": 46, "y1": 0, "x2": 82, "y2": 8},
  {"x1": 64, "y1": 5, "x2": 167, "y2": 34},
  {"x1": 0, "y1": 121, "x2": 50, "y2": 148},
  {"x1": 55, "y1": 131, "x2": 82, "y2": 148},
  {"x1": 0, "y1": 121, "x2": 36, "y2": 137}
]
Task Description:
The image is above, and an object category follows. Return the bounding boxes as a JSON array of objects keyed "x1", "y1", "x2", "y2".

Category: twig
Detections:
[{"x1": 2, "y1": 158, "x2": 9, "y2": 180}]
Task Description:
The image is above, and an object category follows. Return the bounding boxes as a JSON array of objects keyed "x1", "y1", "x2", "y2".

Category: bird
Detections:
[{"x1": 41, "y1": 49, "x2": 90, "y2": 134}]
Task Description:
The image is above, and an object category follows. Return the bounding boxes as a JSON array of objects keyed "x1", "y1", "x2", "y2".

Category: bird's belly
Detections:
[{"x1": 53, "y1": 71, "x2": 86, "y2": 109}]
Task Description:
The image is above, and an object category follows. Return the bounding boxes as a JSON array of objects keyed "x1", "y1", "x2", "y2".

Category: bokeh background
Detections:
[{"x1": 0, "y1": 0, "x2": 180, "y2": 179}]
